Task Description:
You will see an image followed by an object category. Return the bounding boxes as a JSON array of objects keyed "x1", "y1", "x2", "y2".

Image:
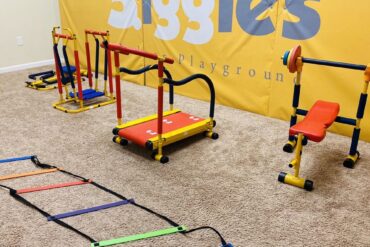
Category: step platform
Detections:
[
  {"x1": 69, "y1": 89, "x2": 105, "y2": 100},
  {"x1": 62, "y1": 66, "x2": 76, "y2": 74}
]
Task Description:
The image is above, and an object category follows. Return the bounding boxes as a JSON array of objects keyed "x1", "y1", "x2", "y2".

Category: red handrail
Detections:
[
  {"x1": 106, "y1": 43, "x2": 174, "y2": 64},
  {"x1": 54, "y1": 33, "x2": 73, "y2": 40},
  {"x1": 85, "y1": 30, "x2": 109, "y2": 36}
]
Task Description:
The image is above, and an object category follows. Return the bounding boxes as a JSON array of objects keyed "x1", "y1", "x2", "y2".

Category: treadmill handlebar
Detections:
[
  {"x1": 164, "y1": 74, "x2": 216, "y2": 118},
  {"x1": 105, "y1": 43, "x2": 174, "y2": 64}
]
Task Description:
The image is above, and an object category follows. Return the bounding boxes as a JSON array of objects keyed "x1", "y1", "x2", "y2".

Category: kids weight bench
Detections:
[
  {"x1": 278, "y1": 45, "x2": 370, "y2": 191},
  {"x1": 278, "y1": 100, "x2": 340, "y2": 191}
]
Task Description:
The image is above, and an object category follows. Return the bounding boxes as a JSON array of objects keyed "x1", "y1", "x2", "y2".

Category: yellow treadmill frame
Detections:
[
  {"x1": 108, "y1": 43, "x2": 218, "y2": 163},
  {"x1": 113, "y1": 109, "x2": 215, "y2": 150}
]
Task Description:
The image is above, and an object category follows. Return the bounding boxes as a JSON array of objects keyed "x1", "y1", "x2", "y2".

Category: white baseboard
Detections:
[{"x1": 0, "y1": 59, "x2": 55, "y2": 74}]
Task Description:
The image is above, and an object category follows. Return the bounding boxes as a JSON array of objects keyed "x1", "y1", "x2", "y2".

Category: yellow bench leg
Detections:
[{"x1": 278, "y1": 133, "x2": 313, "y2": 191}]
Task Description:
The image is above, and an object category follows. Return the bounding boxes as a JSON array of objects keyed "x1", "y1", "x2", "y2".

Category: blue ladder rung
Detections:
[
  {"x1": 0, "y1": 155, "x2": 35, "y2": 164},
  {"x1": 69, "y1": 89, "x2": 105, "y2": 100},
  {"x1": 47, "y1": 199, "x2": 134, "y2": 221}
]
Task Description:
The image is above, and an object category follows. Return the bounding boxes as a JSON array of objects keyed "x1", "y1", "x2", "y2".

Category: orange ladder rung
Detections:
[{"x1": 0, "y1": 168, "x2": 61, "y2": 181}]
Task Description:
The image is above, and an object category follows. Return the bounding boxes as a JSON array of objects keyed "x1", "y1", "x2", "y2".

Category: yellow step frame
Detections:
[{"x1": 53, "y1": 96, "x2": 116, "y2": 113}]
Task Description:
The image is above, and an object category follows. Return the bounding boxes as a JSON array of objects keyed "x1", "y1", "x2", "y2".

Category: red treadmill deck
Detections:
[{"x1": 118, "y1": 112, "x2": 204, "y2": 147}]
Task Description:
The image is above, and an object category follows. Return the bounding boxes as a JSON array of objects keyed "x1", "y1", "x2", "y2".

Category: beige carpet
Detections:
[{"x1": 0, "y1": 66, "x2": 370, "y2": 247}]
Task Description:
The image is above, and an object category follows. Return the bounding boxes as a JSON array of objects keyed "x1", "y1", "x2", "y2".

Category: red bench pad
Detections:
[
  {"x1": 289, "y1": 100, "x2": 340, "y2": 142},
  {"x1": 118, "y1": 112, "x2": 204, "y2": 147}
]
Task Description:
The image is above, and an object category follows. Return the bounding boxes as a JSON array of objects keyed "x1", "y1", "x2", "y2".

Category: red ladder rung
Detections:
[{"x1": 16, "y1": 179, "x2": 92, "y2": 194}]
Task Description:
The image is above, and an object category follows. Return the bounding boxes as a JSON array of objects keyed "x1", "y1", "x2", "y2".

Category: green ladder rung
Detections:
[{"x1": 91, "y1": 225, "x2": 187, "y2": 247}]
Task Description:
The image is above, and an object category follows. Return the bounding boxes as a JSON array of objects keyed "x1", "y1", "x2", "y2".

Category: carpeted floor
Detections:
[{"x1": 0, "y1": 66, "x2": 370, "y2": 247}]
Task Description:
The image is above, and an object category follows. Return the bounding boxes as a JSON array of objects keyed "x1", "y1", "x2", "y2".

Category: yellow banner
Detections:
[
  {"x1": 59, "y1": 0, "x2": 145, "y2": 84},
  {"x1": 60, "y1": 0, "x2": 370, "y2": 141}
]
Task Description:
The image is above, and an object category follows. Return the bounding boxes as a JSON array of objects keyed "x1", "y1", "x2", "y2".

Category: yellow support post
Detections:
[
  {"x1": 344, "y1": 71, "x2": 369, "y2": 167},
  {"x1": 154, "y1": 57, "x2": 168, "y2": 163},
  {"x1": 104, "y1": 32, "x2": 110, "y2": 96},
  {"x1": 114, "y1": 64, "x2": 123, "y2": 125},
  {"x1": 204, "y1": 117, "x2": 218, "y2": 140},
  {"x1": 293, "y1": 133, "x2": 303, "y2": 177},
  {"x1": 278, "y1": 133, "x2": 313, "y2": 191},
  {"x1": 284, "y1": 57, "x2": 304, "y2": 152},
  {"x1": 53, "y1": 27, "x2": 64, "y2": 102},
  {"x1": 93, "y1": 34, "x2": 99, "y2": 92},
  {"x1": 155, "y1": 78, "x2": 164, "y2": 162},
  {"x1": 292, "y1": 57, "x2": 303, "y2": 122}
]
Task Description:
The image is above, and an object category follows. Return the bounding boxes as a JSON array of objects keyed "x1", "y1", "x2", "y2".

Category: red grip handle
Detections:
[
  {"x1": 163, "y1": 57, "x2": 174, "y2": 64},
  {"x1": 106, "y1": 43, "x2": 174, "y2": 64},
  {"x1": 54, "y1": 33, "x2": 73, "y2": 40},
  {"x1": 85, "y1": 30, "x2": 108, "y2": 36}
]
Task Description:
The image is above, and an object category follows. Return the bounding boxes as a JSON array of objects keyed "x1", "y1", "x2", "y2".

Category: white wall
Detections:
[{"x1": 0, "y1": 0, "x2": 60, "y2": 71}]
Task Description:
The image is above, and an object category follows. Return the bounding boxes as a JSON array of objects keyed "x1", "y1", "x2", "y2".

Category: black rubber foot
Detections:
[
  {"x1": 145, "y1": 141, "x2": 153, "y2": 150},
  {"x1": 211, "y1": 133, "x2": 219, "y2": 140},
  {"x1": 112, "y1": 136, "x2": 117, "y2": 143},
  {"x1": 302, "y1": 136, "x2": 308, "y2": 146},
  {"x1": 213, "y1": 120, "x2": 217, "y2": 127},
  {"x1": 160, "y1": 156, "x2": 169, "y2": 164},
  {"x1": 112, "y1": 128, "x2": 120, "y2": 135},
  {"x1": 112, "y1": 136, "x2": 128, "y2": 145},
  {"x1": 304, "y1": 180, "x2": 314, "y2": 191},
  {"x1": 150, "y1": 152, "x2": 169, "y2": 164},
  {"x1": 283, "y1": 143, "x2": 294, "y2": 153},
  {"x1": 119, "y1": 138, "x2": 128, "y2": 146},
  {"x1": 151, "y1": 152, "x2": 156, "y2": 160},
  {"x1": 278, "y1": 172, "x2": 287, "y2": 183},
  {"x1": 343, "y1": 158, "x2": 355, "y2": 168},
  {"x1": 343, "y1": 151, "x2": 360, "y2": 169}
]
